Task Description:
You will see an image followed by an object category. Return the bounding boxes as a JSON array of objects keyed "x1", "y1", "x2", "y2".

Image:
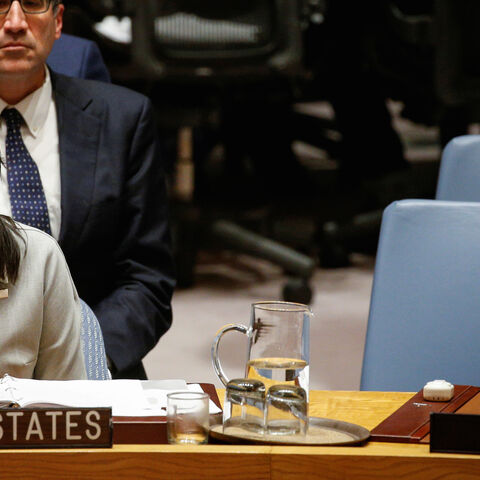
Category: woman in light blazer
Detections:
[{"x1": 0, "y1": 216, "x2": 86, "y2": 379}]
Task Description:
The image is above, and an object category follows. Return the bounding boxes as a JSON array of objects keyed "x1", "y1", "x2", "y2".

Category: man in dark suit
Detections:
[{"x1": 0, "y1": 0, "x2": 175, "y2": 379}]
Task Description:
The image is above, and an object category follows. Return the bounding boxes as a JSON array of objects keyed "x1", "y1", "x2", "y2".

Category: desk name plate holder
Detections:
[
  {"x1": 430, "y1": 412, "x2": 480, "y2": 454},
  {"x1": 0, "y1": 407, "x2": 112, "y2": 448},
  {"x1": 0, "y1": 384, "x2": 221, "y2": 446},
  {"x1": 371, "y1": 384, "x2": 480, "y2": 452}
]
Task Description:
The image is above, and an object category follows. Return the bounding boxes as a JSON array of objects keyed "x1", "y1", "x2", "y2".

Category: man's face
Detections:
[{"x1": 0, "y1": 1, "x2": 63, "y2": 81}]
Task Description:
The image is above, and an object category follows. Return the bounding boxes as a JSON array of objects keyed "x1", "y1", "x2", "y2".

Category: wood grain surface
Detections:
[{"x1": 1, "y1": 390, "x2": 479, "y2": 480}]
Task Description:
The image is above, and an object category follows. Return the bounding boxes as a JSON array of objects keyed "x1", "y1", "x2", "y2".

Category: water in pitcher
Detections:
[{"x1": 246, "y1": 357, "x2": 309, "y2": 392}]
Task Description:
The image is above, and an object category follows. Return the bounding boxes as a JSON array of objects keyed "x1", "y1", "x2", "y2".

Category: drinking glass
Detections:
[
  {"x1": 223, "y1": 378, "x2": 265, "y2": 434},
  {"x1": 167, "y1": 391, "x2": 209, "y2": 444},
  {"x1": 212, "y1": 301, "x2": 311, "y2": 396},
  {"x1": 265, "y1": 384, "x2": 308, "y2": 435}
]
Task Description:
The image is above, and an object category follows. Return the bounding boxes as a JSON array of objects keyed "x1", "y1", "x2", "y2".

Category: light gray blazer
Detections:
[{"x1": 0, "y1": 224, "x2": 86, "y2": 379}]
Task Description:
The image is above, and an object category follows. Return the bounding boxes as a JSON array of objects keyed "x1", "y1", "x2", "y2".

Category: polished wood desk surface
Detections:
[{"x1": 3, "y1": 389, "x2": 480, "y2": 480}]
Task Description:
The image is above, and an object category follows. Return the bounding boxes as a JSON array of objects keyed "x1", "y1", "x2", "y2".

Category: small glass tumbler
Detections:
[
  {"x1": 167, "y1": 391, "x2": 210, "y2": 445},
  {"x1": 223, "y1": 378, "x2": 265, "y2": 434},
  {"x1": 265, "y1": 384, "x2": 308, "y2": 436}
]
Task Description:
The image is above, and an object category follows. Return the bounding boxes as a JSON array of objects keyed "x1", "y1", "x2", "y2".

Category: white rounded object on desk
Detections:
[{"x1": 423, "y1": 379, "x2": 454, "y2": 401}]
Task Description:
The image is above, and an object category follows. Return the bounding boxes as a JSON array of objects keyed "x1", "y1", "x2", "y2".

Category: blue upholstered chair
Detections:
[
  {"x1": 80, "y1": 300, "x2": 111, "y2": 380},
  {"x1": 48, "y1": 33, "x2": 111, "y2": 82},
  {"x1": 360, "y1": 199, "x2": 480, "y2": 391},
  {"x1": 436, "y1": 135, "x2": 480, "y2": 201}
]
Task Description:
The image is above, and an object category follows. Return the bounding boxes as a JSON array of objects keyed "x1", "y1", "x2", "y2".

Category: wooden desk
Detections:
[{"x1": 3, "y1": 390, "x2": 480, "y2": 480}]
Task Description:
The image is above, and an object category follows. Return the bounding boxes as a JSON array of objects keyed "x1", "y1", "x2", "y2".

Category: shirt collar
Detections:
[{"x1": 0, "y1": 66, "x2": 52, "y2": 138}]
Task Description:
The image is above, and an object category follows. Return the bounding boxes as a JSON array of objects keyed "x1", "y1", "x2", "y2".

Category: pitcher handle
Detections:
[{"x1": 211, "y1": 323, "x2": 249, "y2": 386}]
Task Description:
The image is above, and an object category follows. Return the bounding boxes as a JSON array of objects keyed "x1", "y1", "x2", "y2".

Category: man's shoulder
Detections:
[{"x1": 52, "y1": 71, "x2": 149, "y2": 109}]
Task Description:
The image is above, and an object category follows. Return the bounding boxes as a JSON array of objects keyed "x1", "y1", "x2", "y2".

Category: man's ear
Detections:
[{"x1": 54, "y1": 3, "x2": 64, "y2": 40}]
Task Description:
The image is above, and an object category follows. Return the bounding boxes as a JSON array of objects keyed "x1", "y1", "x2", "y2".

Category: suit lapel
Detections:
[{"x1": 52, "y1": 73, "x2": 101, "y2": 255}]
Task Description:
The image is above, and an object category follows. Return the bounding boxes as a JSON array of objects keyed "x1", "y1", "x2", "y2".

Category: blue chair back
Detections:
[
  {"x1": 48, "y1": 33, "x2": 111, "y2": 82},
  {"x1": 80, "y1": 300, "x2": 111, "y2": 380},
  {"x1": 361, "y1": 199, "x2": 480, "y2": 391},
  {"x1": 436, "y1": 135, "x2": 480, "y2": 201}
]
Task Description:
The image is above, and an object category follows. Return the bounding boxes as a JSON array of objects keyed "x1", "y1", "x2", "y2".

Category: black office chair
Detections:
[
  {"x1": 305, "y1": 1, "x2": 443, "y2": 266},
  {"x1": 64, "y1": 0, "x2": 316, "y2": 303},
  {"x1": 434, "y1": 0, "x2": 480, "y2": 144}
]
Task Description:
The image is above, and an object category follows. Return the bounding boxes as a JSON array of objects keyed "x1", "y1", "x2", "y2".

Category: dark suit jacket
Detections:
[
  {"x1": 48, "y1": 33, "x2": 111, "y2": 82},
  {"x1": 51, "y1": 71, "x2": 175, "y2": 378}
]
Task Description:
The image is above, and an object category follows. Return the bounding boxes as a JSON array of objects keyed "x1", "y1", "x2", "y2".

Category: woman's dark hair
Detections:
[{"x1": 0, "y1": 215, "x2": 23, "y2": 289}]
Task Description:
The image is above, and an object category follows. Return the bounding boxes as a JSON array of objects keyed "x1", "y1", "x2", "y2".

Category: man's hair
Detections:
[{"x1": 53, "y1": 0, "x2": 62, "y2": 12}]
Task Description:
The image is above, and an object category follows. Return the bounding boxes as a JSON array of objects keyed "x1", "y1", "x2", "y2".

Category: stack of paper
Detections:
[{"x1": 0, "y1": 375, "x2": 221, "y2": 416}]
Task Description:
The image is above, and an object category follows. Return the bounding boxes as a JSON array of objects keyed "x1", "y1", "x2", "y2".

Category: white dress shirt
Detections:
[{"x1": 0, "y1": 68, "x2": 61, "y2": 239}]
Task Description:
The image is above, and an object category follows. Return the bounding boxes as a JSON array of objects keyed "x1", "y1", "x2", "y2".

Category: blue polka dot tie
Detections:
[{"x1": 2, "y1": 108, "x2": 51, "y2": 234}]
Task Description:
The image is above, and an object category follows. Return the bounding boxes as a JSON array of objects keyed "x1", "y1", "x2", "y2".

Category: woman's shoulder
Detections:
[
  {"x1": 15, "y1": 224, "x2": 64, "y2": 259},
  {"x1": 16, "y1": 225, "x2": 75, "y2": 290}
]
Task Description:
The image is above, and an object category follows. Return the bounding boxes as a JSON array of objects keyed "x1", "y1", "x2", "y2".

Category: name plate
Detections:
[
  {"x1": 0, "y1": 407, "x2": 112, "y2": 448},
  {"x1": 430, "y1": 412, "x2": 480, "y2": 454}
]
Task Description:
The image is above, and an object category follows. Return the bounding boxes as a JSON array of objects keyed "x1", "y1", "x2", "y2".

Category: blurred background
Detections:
[{"x1": 60, "y1": 0, "x2": 480, "y2": 389}]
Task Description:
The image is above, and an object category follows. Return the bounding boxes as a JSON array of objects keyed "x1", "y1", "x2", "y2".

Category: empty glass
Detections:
[
  {"x1": 223, "y1": 378, "x2": 265, "y2": 434},
  {"x1": 167, "y1": 391, "x2": 209, "y2": 444},
  {"x1": 212, "y1": 301, "x2": 311, "y2": 397},
  {"x1": 265, "y1": 384, "x2": 308, "y2": 436}
]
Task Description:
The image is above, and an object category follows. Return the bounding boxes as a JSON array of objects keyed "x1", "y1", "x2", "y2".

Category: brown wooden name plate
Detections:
[
  {"x1": 371, "y1": 385, "x2": 480, "y2": 443},
  {"x1": 0, "y1": 407, "x2": 112, "y2": 448}
]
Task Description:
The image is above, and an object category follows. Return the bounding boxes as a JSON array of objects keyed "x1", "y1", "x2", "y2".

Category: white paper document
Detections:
[{"x1": 0, "y1": 375, "x2": 221, "y2": 416}]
